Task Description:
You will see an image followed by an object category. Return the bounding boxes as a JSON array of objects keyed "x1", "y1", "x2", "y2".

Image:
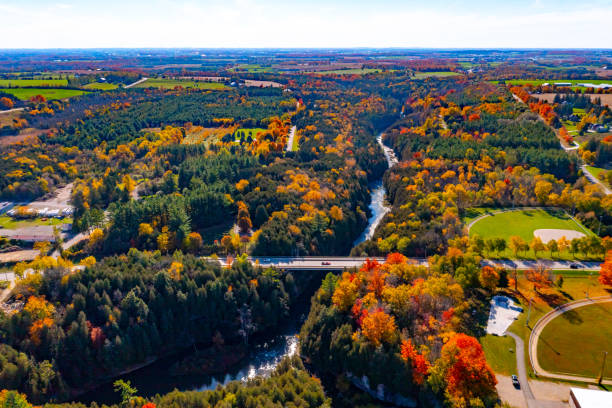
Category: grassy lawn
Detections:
[
  {"x1": 537, "y1": 302, "x2": 612, "y2": 379},
  {"x1": 234, "y1": 128, "x2": 265, "y2": 140},
  {"x1": 83, "y1": 82, "x2": 119, "y2": 90},
  {"x1": 480, "y1": 334, "x2": 517, "y2": 375},
  {"x1": 413, "y1": 71, "x2": 461, "y2": 79},
  {"x1": 466, "y1": 208, "x2": 596, "y2": 260},
  {"x1": 0, "y1": 215, "x2": 72, "y2": 229},
  {"x1": 503, "y1": 274, "x2": 610, "y2": 378},
  {"x1": 0, "y1": 79, "x2": 68, "y2": 87},
  {"x1": 230, "y1": 64, "x2": 275, "y2": 73},
  {"x1": 586, "y1": 166, "x2": 610, "y2": 186},
  {"x1": 134, "y1": 78, "x2": 229, "y2": 90},
  {"x1": 0, "y1": 88, "x2": 88, "y2": 100}
]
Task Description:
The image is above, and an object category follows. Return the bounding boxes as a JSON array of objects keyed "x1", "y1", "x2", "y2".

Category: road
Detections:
[
  {"x1": 580, "y1": 164, "x2": 611, "y2": 195},
  {"x1": 124, "y1": 77, "x2": 148, "y2": 89},
  {"x1": 286, "y1": 125, "x2": 296, "y2": 152},
  {"x1": 0, "y1": 107, "x2": 24, "y2": 115},
  {"x1": 210, "y1": 256, "x2": 601, "y2": 272},
  {"x1": 528, "y1": 296, "x2": 612, "y2": 385},
  {"x1": 507, "y1": 332, "x2": 537, "y2": 408}
]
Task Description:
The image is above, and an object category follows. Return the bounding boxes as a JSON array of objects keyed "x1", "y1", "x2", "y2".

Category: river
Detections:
[
  {"x1": 76, "y1": 133, "x2": 397, "y2": 405},
  {"x1": 353, "y1": 133, "x2": 398, "y2": 246}
]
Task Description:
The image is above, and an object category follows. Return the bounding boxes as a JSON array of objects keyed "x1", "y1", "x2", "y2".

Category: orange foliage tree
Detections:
[
  {"x1": 360, "y1": 308, "x2": 397, "y2": 347},
  {"x1": 599, "y1": 251, "x2": 612, "y2": 286}
]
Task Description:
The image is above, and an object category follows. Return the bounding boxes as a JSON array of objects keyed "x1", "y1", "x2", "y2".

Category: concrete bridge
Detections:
[{"x1": 210, "y1": 256, "x2": 602, "y2": 272}]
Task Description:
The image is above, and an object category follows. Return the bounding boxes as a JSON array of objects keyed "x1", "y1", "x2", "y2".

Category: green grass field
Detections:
[
  {"x1": 0, "y1": 216, "x2": 72, "y2": 229},
  {"x1": 83, "y1": 82, "x2": 119, "y2": 90},
  {"x1": 0, "y1": 88, "x2": 88, "y2": 100},
  {"x1": 484, "y1": 274, "x2": 611, "y2": 378},
  {"x1": 479, "y1": 334, "x2": 517, "y2": 375},
  {"x1": 413, "y1": 71, "x2": 461, "y2": 79},
  {"x1": 466, "y1": 208, "x2": 595, "y2": 260},
  {"x1": 135, "y1": 78, "x2": 229, "y2": 90},
  {"x1": 0, "y1": 79, "x2": 68, "y2": 87},
  {"x1": 537, "y1": 302, "x2": 612, "y2": 379},
  {"x1": 230, "y1": 64, "x2": 275, "y2": 73},
  {"x1": 234, "y1": 128, "x2": 265, "y2": 139},
  {"x1": 494, "y1": 79, "x2": 612, "y2": 86}
]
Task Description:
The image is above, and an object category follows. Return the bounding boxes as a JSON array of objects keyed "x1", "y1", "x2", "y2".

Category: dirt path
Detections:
[
  {"x1": 0, "y1": 107, "x2": 24, "y2": 115},
  {"x1": 528, "y1": 296, "x2": 612, "y2": 385}
]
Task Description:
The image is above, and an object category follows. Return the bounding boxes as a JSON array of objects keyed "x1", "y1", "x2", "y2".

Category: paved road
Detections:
[
  {"x1": 286, "y1": 125, "x2": 297, "y2": 152},
  {"x1": 0, "y1": 107, "x2": 24, "y2": 115},
  {"x1": 124, "y1": 77, "x2": 148, "y2": 89},
  {"x1": 580, "y1": 164, "x2": 611, "y2": 195},
  {"x1": 210, "y1": 256, "x2": 601, "y2": 272},
  {"x1": 528, "y1": 296, "x2": 612, "y2": 385},
  {"x1": 507, "y1": 332, "x2": 537, "y2": 408}
]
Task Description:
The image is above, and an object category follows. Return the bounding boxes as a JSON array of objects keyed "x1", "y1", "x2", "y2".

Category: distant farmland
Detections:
[
  {"x1": 0, "y1": 88, "x2": 88, "y2": 100},
  {"x1": 135, "y1": 78, "x2": 230, "y2": 90},
  {"x1": 413, "y1": 71, "x2": 461, "y2": 79},
  {"x1": 83, "y1": 82, "x2": 119, "y2": 90},
  {"x1": 533, "y1": 93, "x2": 612, "y2": 107},
  {"x1": 0, "y1": 78, "x2": 68, "y2": 87}
]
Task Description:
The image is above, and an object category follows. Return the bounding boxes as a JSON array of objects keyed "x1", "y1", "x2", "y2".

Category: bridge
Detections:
[{"x1": 209, "y1": 256, "x2": 602, "y2": 272}]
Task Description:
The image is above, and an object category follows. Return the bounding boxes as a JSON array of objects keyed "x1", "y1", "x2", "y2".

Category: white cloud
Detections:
[{"x1": 0, "y1": 1, "x2": 610, "y2": 48}]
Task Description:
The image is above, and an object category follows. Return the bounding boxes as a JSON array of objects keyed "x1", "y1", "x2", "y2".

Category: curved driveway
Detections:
[
  {"x1": 528, "y1": 296, "x2": 612, "y2": 385},
  {"x1": 507, "y1": 332, "x2": 536, "y2": 408}
]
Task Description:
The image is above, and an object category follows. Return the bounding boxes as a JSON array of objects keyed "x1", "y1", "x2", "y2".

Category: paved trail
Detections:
[
  {"x1": 0, "y1": 107, "x2": 24, "y2": 114},
  {"x1": 528, "y1": 296, "x2": 612, "y2": 385},
  {"x1": 580, "y1": 165, "x2": 611, "y2": 195},
  {"x1": 125, "y1": 77, "x2": 148, "y2": 88},
  {"x1": 507, "y1": 332, "x2": 537, "y2": 408},
  {"x1": 286, "y1": 125, "x2": 296, "y2": 152}
]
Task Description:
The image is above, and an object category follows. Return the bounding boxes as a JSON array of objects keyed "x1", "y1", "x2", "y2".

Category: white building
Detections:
[{"x1": 569, "y1": 388, "x2": 611, "y2": 408}]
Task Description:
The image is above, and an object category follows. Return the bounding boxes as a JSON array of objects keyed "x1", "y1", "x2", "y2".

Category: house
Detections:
[{"x1": 569, "y1": 388, "x2": 611, "y2": 408}]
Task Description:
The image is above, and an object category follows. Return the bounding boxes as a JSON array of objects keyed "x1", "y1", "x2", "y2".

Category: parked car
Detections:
[
  {"x1": 511, "y1": 375, "x2": 520, "y2": 388},
  {"x1": 321, "y1": 261, "x2": 331, "y2": 265},
  {"x1": 570, "y1": 263, "x2": 580, "y2": 269}
]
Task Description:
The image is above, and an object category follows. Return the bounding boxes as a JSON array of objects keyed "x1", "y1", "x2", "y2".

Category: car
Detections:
[
  {"x1": 263, "y1": 258, "x2": 271, "y2": 262},
  {"x1": 511, "y1": 375, "x2": 520, "y2": 388},
  {"x1": 570, "y1": 263, "x2": 580, "y2": 269},
  {"x1": 321, "y1": 261, "x2": 331, "y2": 265}
]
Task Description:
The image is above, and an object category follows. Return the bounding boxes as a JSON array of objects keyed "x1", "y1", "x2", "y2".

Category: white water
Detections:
[{"x1": 352, "y1": 133, "x2": 397, "y2": 247}]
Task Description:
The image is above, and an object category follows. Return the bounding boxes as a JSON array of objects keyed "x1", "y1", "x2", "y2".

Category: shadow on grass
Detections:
[
  {"x1": 559, "y1": 309, "x2": 583, "y2": 325},
  {"x1": 538, "y1": 335, "x2": 562, "y2": 356}
]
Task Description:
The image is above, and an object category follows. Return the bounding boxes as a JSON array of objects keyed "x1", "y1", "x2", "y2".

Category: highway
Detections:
[{"x1": 210, "y1": 256, "x2": 601, "y2": 272}]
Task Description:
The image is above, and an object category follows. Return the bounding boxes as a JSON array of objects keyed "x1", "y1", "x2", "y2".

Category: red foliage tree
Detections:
[
  {"x1": 400, "y1": 339, "x2": 430, "y2": 385},
  {"x1": 599, "y1": 251, "x2": 612, "y2": 286}
]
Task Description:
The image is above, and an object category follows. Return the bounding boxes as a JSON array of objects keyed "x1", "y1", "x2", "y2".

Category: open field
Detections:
[
  {"x1": 466, "y1": 208, "x2": 596, "y2": 260},
  {"x1": 495, "y1": 79, "x2": 612, "y2": 86},
  {"x1": 0, "y1": 215, "x2": 72, "y2": 229},
  {"x1": 482, "y1": 274, "x2": 610, "y2": 378},
  {"x1": 134, "y1": 78, "x2": 230, "y2": 90},
  {"x1": 480, "y1": 334, "x2": 517, "y2": 375},
  {"x1": 413, "y1": 71, "x2": 461, "y2": 78},
  {"x1": 533, "y1": 93, "x2": 612, "y2": 107},
  {"x1": 234, "y1": 128, "x2": 265, "y2": 140},
  {"x1": 0, "y1": 88, "x2": 88, "y2": 100},
  {"x1": 83, "y1": 82, "x2": 119, "y2": 90},
  {"x1": 0, "y1": 79, "x2": 68, "y2": 87},
  {"x1": 537, "y1": 302, "x2": 612, "y2": 379},
  {"x1": 311, "y1": 68, "x2": 383, "y2": 75}
]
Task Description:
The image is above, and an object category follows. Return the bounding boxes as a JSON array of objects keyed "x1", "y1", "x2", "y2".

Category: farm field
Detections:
[
  {"x1": 0, "y1": 78, "x2": 68, "y2": 87},
  {"x1": 533, "y1": 93, "x2": 612, "y2": 107},
  {"x1": 494, "y1": 79, "x2": 612, "y2": 86},
  {"x1": 413, "y1": 71, "x2": 461, "y2": 78},
  {"x1": 312, "y1": 68, "x2": 383, "y2": 75},
  {"x1": 83, "y1": 82, "x2": 119, "y2": 90},
  {"x1": 466, "y1": 208, "x2": 596, "y2": 259},
  {"x1": 536, "y1": 302, "x2": 612, "y2": 379},
  {"x1": 0, "y1": 88, "x2": 88, "y2": 100},
  {"x1": 134, "y1": 78, "x2": 230, "y2": 90},
  {"x1": 182, "y1": 126, "x2": 232, "y2": 145}
]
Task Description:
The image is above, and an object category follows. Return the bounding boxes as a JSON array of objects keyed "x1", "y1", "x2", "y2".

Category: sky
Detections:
[{"x1": 0, "y1": 0, "x2": 611, "y2": 49}]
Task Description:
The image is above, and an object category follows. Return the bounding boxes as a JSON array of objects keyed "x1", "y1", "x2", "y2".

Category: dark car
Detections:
[
  {"x1": 570, "y1": 263, "x2": 580, "y2": 269},
  {"x1": 321, "y1": 261, "x2": 331, "y2": 265},
  {"x1": 511, "y1": 375, "x2": 520, "y2": 388}
]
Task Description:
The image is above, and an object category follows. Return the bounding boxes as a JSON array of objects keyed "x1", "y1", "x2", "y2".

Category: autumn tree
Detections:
[
  {"x1": 530, "y1": 237, "x2": 546, "y2": 258},
  {"x1": 0, "y1": 97, "x2": 13, "y2": 109},
  {"x1": 478, "y1": 266, "x2": 499, "y2": 291},
  {"x1": 433, "y1": 333, "x2": 497, "y2": 407},
  {"x1": 401, "y1": 339, "x2": 430, "y2": 385},
  {"x1": 525, "y1": 266, "x2": 554, "y2": 293},
  {"x1": 360, "y1": 308, "x2": 398, "y2": 347},
  {"x1": 598, "y1": 251, "x2": 612, "y2": 286}
]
